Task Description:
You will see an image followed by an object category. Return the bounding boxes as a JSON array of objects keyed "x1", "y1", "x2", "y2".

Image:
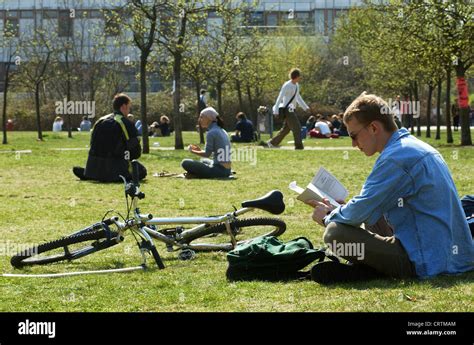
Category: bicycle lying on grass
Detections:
[{"x1": 11, "y1": 160, "x2": 286, "y2": 269}]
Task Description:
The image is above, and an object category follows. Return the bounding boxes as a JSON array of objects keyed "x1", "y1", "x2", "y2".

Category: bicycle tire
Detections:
[
  {"x1": 11, "y1": 228, "x2": 119, "y2": 268},
  {"x1": 183, "y1": 217, "x2": 286, "y2": 251}
]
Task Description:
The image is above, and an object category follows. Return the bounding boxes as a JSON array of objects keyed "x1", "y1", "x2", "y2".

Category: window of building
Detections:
[
  {"x1": 90, "y1": 10, "x2": 102, "y2": 19},
  {"x1": 314, "y1": 9, "x2": 324, "y2": 34},
  {"x1": 7, "y1": 11, "x2": 19, "y2": 18},
  {"x1": 248, "y1": 11, "x2": 264, "y2": 26},
  {"x1": 265, "y1": 12, "x2": 278, "y2": 26},
  {"x1": 58, "y1": 10, "x2": 73, "y2": 37},
  {"x1": 296, "y1": 11, "x2": 311, "y2": 24},
  {"x1": 43, "y1": 10, "x2": 58, "y2": 19},
  {"x1": 20, "y1": 11, "x2": 34, "y2": 19}
]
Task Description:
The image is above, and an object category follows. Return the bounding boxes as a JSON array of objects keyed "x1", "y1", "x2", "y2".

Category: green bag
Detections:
[{"x1": 226, "y1": 236, "x2": 329, "y2": 282}]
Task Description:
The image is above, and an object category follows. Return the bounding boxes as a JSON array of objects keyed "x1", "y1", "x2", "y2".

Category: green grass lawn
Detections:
[{"x1": 0, "y1": 130, "x2": 472, "y2": 312}]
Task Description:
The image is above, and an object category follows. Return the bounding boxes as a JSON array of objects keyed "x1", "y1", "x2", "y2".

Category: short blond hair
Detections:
[{"x1": 344, "y1": 92, "x2": 397, "y2": 132}]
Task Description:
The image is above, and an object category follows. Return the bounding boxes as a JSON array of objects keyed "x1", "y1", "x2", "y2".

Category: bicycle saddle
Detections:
[{"x1": 241, "y1": 190, "x2": 285, "y2": 215}]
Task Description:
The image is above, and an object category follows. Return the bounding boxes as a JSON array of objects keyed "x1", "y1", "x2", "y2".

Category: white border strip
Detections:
[
  {"x1": 2, "y1": 266, "x2": 145, "y2": 278},
  {"x1": 0, "y1": 150, "x2": 32, "y2": 154}
]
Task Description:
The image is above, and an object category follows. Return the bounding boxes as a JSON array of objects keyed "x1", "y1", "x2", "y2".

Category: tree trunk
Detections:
[
  {"x1": 426, "y1": 83, "x2": 433, "y2": 138},
  {"x1": 414, "y1": 82, "x2": 421, "y2": 136},
  {"x1": 454, "y1": 64, "x2": 472, "y2": 146},
  {"x1": 173, "y1": 53, "x2": 184, "y2": 150},
  {"x1": 35, "y1": 85, "x2": 43, "y2": 141},
  {"x1": 196, "y1": 82, "x2": 205, "y2": 144},
  {"x1": 67, "y1": 75, "x2": 72, "y2": 138},
  {"x1": 445, "y1": 67, "x2": 453, "y2": 144},
  {"x1": 236, "y1": 78, "x2": 243, "y2": 111},
  {"x1": 2, "y1": 62, "x2": 10, "y2": 145},
  {"x1": 216, "y1": 82, "x2": 223, "y2": 116},
  {"x1": 140, "y1": 54, "x2": 150, "y2": 154},
  {"x1": 435, "y1": 80, "x2": 441, "y2": 140},
  {"x1": 66, "y1": 49, "x2": 72, "y2": 138},
  {"x1": 408, "y1": 89, "x2": 414, "y2": 135},
  {"x1": 246, "y1": 83, "x2": 256, "y2": 129}
]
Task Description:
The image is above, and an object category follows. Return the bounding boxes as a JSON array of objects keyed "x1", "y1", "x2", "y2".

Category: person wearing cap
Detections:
[{"x1": 182, "y1": 107, "x2": 232, "y2": 178}]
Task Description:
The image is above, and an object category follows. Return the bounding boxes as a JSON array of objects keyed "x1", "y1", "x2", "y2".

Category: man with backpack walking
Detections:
[
  {"x1": 264, "y1": 68, "x2": 311, "y2": 150},
  {"x1": 72, "y1": 93, "x2": 146, "y2": 182}
]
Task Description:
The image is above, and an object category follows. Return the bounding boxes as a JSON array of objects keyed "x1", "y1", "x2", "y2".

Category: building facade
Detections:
[{"x1": 0, "y1": 0, "x2": 370, "y2": 91}]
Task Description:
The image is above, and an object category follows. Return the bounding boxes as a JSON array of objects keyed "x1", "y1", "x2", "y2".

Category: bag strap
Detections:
[
  {"x1": 284, "y1": 84, "x2": 298, "y2": 109},
  {"x1": 113, "y1": 114, "x2": 130, "y2": 141}
]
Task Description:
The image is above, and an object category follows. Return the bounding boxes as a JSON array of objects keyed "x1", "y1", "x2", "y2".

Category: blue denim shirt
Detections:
[
  {"x1": 205, "y1": 122, "x2": 231, "y2": 165},
  {"x1": 325, "y1": 128, "x2": 474, "y2": 278}
]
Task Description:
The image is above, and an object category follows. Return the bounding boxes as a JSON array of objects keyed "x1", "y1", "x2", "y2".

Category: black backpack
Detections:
[
  {"x1": 226, "y1": 236, "x2": 336, "y2": 282},
  {"x1": 461, "y1": 195, "x2": 474, "y2": 237},
  {"x1": 84, "y1": 113, "x2": 141, "y2": 182}
]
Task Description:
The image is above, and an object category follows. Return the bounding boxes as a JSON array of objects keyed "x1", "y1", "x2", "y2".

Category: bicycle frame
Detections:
[{"x1": 112, "y1": 181, "x2": 255, "y2": 252}]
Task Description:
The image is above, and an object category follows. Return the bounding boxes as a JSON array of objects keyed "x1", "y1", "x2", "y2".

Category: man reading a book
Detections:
[{"x1": 307, "y1": 93, "x2": 473, "y2": 284}]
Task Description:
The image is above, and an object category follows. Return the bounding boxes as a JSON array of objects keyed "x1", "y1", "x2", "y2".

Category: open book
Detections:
[{"x1": 289, "y1": 167, "x2": 348, "y2": 208}]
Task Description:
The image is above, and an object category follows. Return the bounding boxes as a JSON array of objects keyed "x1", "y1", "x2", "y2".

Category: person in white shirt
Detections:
[
  {"x1": 79, "y1": 116, "x2": 92, "y2": 132},
  {"x1": 52, "y1": 116, "x2": 63, "y2": 132},
  {"x1": 309, "y1": 114, "x2": 340, "y2": 138},
  {"x1": 265, "y1": 68, "x2": 310, "y2": 150},
  {"x1": 315, "y1": 120, "x2": 331, "y2": 135}
]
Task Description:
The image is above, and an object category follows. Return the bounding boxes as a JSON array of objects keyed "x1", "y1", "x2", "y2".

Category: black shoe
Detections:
[
  {"x1": 72, "y1": 166, "x2": 88, "y2": 181},
  {"x1": 310, "y1": 261, "x2": 385, "y2": 285}
]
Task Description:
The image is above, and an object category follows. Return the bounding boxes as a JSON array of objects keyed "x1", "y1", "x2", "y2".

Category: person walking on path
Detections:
[{"x1": 265, "y1": 68, "x2": 311, "y2": 150}]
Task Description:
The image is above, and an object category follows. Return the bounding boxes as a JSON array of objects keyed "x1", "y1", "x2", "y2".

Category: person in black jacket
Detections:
[{"x1": 72, "y1": 93, "x2": 147, "y2": 182}]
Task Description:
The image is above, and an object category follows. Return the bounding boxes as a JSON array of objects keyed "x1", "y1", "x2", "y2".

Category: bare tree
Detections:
[{"x1": 1, "y1": 30, "x2": 20, "y2": 144}]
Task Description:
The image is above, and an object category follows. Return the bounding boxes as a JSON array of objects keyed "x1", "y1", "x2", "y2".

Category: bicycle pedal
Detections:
[{"x1": 178, "y1": 249, "x2": 196, "y2": 261}]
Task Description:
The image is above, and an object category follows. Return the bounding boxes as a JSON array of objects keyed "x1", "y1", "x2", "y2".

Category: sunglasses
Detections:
[{"x1": 349, "y1": 124, "x2": 370, "y2": 141}]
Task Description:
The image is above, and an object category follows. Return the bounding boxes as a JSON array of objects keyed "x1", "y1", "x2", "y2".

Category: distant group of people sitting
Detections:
[
  {"x1": 52, "y1": 116, "x2": 93, "y2": 132},
  {"x1": 306, "y1": 113, "x2": 348, "y2": 139},
  {"x1": 149, "y1": 115, "x2": 172, "y2": 137},
  {"x1": 126, "y1": 114, "x2": 172, "y2": 137}
]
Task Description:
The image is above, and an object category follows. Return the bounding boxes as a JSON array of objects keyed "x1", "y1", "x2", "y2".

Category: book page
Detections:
[
  {"x1": 289, "y1": 181, "x2": 340, "y2": 208},
  {"x1": 311, "y1": 167, "x2": 348, "y2": 202}
]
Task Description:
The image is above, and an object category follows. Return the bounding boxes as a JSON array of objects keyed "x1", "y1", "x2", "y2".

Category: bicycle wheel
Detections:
[
  {"x1": 11, "y1": 226, "x2": 120, "y2": 268},
  {"x1": 183, "y1": 217, "x2": 286, "y2": 251}
]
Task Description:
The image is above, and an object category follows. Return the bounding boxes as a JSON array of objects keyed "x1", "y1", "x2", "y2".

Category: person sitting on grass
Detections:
[
  {"x1": 309, "y1": 114, "x2": 339, "y2": 138},
  {"x1": 158, "y1": 115, "x2": 172, "y2": 137},
  {"x1": 181, "y1": 107, "x2": 232, "y2": 179},
  {"x1": 79, "y1": 116, "x2": 92, "y2": 132},
  {"x1": 305, "y1": 115, "x2": 316, "y2": 131},
  {"x1": 334, "y1": 112, "x2": 349, "y2": 136},
  {"x1": 231, "y1": 112, "x2": 255, "y2": 143},
  {"x1": 72, "y1": 93, "x2": 146, "y2": 182},
  {"x1": 52, "y1": 116, "x2": 63, "y2": 132},
  {"x1": 307, "y1": 92, "x2": 474, "y2": 285},
  {"x1": 331, "y1": 114, "x2": 341, "y2": 131}
]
